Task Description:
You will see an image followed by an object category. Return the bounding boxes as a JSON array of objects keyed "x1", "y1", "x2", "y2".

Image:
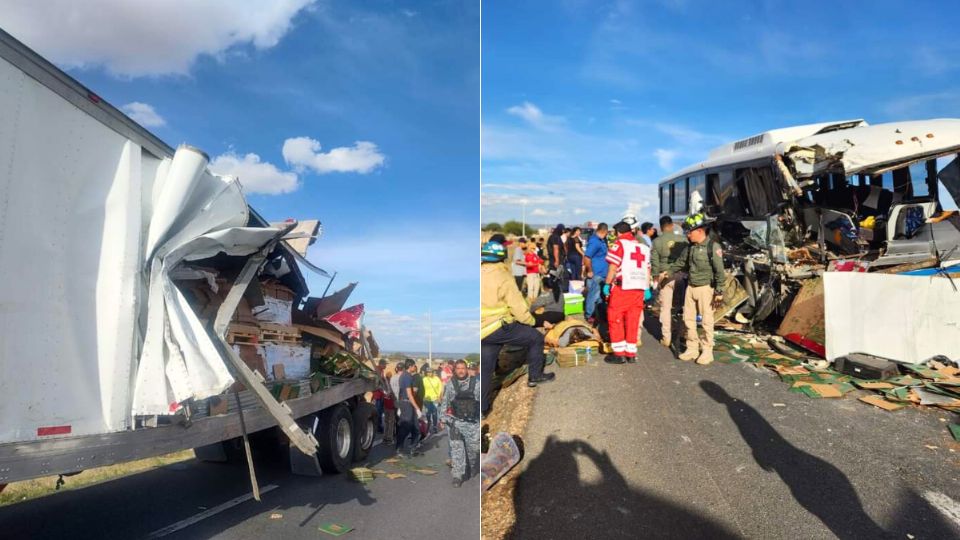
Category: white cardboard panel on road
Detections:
[{"x1": 824, "y1": 272, "x2": 960, "y2": 363}]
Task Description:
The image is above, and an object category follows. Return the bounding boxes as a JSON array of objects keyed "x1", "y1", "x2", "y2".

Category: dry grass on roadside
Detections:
[
  {"x1": 0, "y1": 450, "x2": 195, "y2": 507},
  {"x1": 481, "y1": 376, "x2": 539, "y2": 540}
]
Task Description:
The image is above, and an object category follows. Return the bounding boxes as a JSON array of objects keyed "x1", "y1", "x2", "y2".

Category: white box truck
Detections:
[{"x1": 0, "y1": 28, "x2": 379, "y2": 493}]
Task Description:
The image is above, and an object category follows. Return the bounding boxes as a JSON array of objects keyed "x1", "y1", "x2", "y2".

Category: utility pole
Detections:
[{"x1": 521, "y1": 199, "x2": 527, "y2": 237}]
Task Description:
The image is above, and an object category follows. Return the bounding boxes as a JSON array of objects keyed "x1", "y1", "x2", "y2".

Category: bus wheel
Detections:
[
  {"x1": 317, "y1": 404, "x2": 354, "y2": 474},
  {"x1": 352, "y1": 402, "x2": 377, "y2": 462}
]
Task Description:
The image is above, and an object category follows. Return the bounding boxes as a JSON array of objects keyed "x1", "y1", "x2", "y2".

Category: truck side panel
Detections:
[{"x1": 0, "y1": 55, "x2": 154, "y2": 442}]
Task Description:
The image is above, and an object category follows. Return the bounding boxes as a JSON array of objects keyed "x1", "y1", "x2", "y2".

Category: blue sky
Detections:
[
  {"x1": 482, "y1": 0, "x2": 960, "y2": 227},
  {"x1": 0, "y1": 0, "x2": 479, "y2": 353}
]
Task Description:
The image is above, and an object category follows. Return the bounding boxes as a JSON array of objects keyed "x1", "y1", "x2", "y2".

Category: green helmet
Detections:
[
  {"x1": 682, "y1": 212, "x2": 714, "y2": 232},
  {"x1": 481, "y1": 241, "x2": 507, "y2": 262}
]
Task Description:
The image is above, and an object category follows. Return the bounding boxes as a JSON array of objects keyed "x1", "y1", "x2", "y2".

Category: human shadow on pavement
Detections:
[
  {"x1": 700, "y1": 380, "x2": 957, "y2": 539},
  {"x1": 507, "y1": 436, "x2": 740, "y2": 539}
]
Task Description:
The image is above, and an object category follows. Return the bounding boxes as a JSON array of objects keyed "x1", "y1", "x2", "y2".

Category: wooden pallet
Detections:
[
  {"x1": 227, "y1": 323, "x2": 260, "y2": 345},
  {"x1": 260, "y1": 323, "x2": 301, "y2": 344}
]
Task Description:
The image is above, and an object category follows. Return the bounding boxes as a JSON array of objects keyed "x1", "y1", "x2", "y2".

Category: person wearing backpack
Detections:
[
  {"x1": 440, "y1": 359, "x2": 480, "y2": 487},
  {"x1": 678, "y1": 213, "x2": 725, "y2": 365}
]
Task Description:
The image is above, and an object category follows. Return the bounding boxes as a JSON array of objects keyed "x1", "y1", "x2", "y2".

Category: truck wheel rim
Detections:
[
  {"x1": 336, "y1": 418, "x2": 351, "y2": 459},
  {"x1": 361, "y1": 418, "x2": 374, "y2": 450}
]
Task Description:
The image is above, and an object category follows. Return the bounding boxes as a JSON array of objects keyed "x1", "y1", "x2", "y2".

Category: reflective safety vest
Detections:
[
  {"x1": 611, "y1": 237, "x2": 650, "y2": 291},
  {"x1": 480, "y1": 305, "x2": 513, "y2": 339}
]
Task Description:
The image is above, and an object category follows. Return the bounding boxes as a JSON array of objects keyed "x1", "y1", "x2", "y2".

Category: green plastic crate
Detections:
[{"x1": 563, "y1": 293, "x2": 584, "y2": 316}]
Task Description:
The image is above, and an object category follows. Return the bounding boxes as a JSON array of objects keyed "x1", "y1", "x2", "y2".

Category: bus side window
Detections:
[
  {"x1": 706, "y1": 173, "x2": 719, "y2": 207},
  {"x1": 717, "y1": 169, "x2": 744, "y2": 216},
  {"x1": 674, "y1": 179, "x2": 687, "y2": 214}
]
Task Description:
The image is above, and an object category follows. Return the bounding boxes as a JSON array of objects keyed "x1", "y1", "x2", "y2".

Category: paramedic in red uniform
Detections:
[{"x1": 603, "y1": 221, "x2": 652, "y2": 364}]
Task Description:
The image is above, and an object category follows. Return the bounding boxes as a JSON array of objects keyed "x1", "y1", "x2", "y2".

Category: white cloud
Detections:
[
  {"x1": 653, "y1": 148, "x2": 678, "y2": 170},
  {"x1": 609, "y1": 98, "x2": 622, "y2": 105},
  {"x1": 282, "y1": 137, "x2": 386, "y2": 174},
  {"x1": 0, "y1": 0, "x2": 314, "y2": 76},
  {"x1": 506, "y1": 101, "x2": 566, "y2": 131},
  {"x1": 482, "y1": 180, "x2": 659, "y2": 226},
  {"x1": 363, "y1": 308, "x2": 478, "y2": 353},
  {"x1": 120, "y1": 102, "x2": 165, "y2": 127},
  {"x1": 209, "y1": 152, "x2": 299, "y2": 195}
]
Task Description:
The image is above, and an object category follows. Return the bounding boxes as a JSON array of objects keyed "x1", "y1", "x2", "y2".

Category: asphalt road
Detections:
[
  {"x1": 508, "y1": 323, "x2": 960, "y2": 539},
  {"x1": 0, "y1": 430, "x2": 479, "y2": 539}
]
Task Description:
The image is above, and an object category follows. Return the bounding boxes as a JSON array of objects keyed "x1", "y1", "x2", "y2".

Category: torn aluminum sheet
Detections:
[
  {"x1": 133, "y1": 226, "x2": 284, "y2": 415},
  {"x1": 782, "y1": 119, "x2": 960, "y2": 178},
  {"x1": 824, "y1": 272, "x2": 960, "y2": 364},
  {"x1": 133, "y1": 146, "x2": 282, "y2": 416}
]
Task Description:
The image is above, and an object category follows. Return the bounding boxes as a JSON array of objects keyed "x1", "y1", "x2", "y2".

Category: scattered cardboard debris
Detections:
[
  {"x1": 349, "y1": 467, "x2": 375, "y2": 483},
  {"x1": 386, "y1": 473, "x2": 406, "y2": 479},
  {"x1": 318, "y1": 523, "x2": 353, "y2": 536},
  {"x1": 853, "y1": 381, "x2": 896, "y2": 390},
  {"x1": 859, "y1": 395, "x2": 905, "y2": 411},
  {"x1": 269, "y1": 513, "x2": 283, "y2": 520}
]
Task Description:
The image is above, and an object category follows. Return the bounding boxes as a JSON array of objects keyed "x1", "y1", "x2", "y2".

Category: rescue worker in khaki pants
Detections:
[
  {"x1": 679, "y1": 213, "x2": 725, "y2": 365},
  {"x1": 651, "y1": 215, "x2": 687, "y2": 347}
]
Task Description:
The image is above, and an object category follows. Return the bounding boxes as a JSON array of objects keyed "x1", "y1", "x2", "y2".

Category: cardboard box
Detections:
[{"x1": 233, "y1": 343, "x2": 266, "y2": 378}]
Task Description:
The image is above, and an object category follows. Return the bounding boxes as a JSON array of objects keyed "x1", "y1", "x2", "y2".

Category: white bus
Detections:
[{"x1": 657, "y1": 118, "x2": 960, "y2": 266}]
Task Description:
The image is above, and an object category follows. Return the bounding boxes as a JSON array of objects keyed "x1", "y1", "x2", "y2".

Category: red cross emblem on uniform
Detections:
[{"x1": 630, "y1": 246, "x2": 645, "y2": 267}]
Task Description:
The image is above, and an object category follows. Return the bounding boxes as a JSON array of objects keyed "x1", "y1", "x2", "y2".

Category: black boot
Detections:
[
  {"x1": 604, "y1": 354, "x2": 626, "y2": 364},
  {"x1": 527, "y1": 372, "x2": 556, "y2": 387}
]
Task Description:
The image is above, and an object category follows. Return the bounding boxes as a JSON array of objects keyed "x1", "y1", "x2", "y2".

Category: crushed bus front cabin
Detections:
[{"x1": 658, "y1": 119, "x2": 960, "y2": 363}]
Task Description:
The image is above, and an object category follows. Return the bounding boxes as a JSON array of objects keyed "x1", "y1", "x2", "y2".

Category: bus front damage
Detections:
[{"x1": 707, "y1": 120, "x2": 960, "y2": 362}]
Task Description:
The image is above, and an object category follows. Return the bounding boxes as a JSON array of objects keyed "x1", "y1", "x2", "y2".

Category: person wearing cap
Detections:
[
  {"x1": 481, "y1": 240, "x2": 555, "y2": 417},
  {"x1": 511, "y1": 237, "x2": 528, "y2": 293},
  {"x1": 679, "y1": 213, "x2": 725, "y2": 365},
  {"x1": 422, "y1": 366, "x2": 444, "y2": 434},
  {"x1": 651, "y1": 215, "x2": 688, "y2": 347},
  {"x1": 602, "y1": 221, "x2": 652, "y2": 364}
]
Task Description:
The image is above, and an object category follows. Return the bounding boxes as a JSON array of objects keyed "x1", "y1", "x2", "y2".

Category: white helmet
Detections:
[{"x1": 621, "y1": 213, "x2": 639, "y2": 230}]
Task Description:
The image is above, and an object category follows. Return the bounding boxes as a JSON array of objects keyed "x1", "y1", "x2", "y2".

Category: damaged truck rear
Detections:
[
  {"x1": 0, "y1": 29, "x2": 383, "y2": 491},
  {"x1": 659, "y1": 118, "x2": 960, "y2": 363}
]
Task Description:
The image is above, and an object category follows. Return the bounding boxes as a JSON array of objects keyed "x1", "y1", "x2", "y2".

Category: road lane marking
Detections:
[
  {"x1": 923, "y1": 490, "x2": 960, "y2": 528},
  {"x1": 146, "y1": 484, "x2": 279, "y2": 538}
]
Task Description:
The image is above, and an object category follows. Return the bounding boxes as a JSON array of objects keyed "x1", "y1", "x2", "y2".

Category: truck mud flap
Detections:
[{"x1": 211, "y1": 229, "x2": 319, "y2": 457}]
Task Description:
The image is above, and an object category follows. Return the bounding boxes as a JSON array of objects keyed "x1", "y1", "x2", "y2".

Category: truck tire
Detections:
[
  {"x1": 352, "y1": 402, "x2": 377, "y2": 462},
  {"x1": 317, "y1": 404, "x2": 354, "y2": 474}
]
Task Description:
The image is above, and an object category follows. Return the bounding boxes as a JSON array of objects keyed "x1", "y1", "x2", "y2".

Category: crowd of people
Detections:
[
  {"x1": 372, "y1": 357, "x2": 481, "y2": 487},
  {"x1": 480, "y1": 210, "x2": 727, "y2": 414}
]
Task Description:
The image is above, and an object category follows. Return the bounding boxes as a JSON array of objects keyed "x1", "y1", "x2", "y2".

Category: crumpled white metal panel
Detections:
[
  {"x1": 132, "y1": 146, "x2": 275, "y2": 416},
  {"x1": 824, "y1": 272, "x2": 960, "y2": 363},
  {"x1": 783, "y1": 119, "x2": 960, "y2": 177}
]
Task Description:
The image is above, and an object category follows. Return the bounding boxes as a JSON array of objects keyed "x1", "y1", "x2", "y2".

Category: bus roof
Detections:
[{"x1": 659, "y1": 119, "x2": 866, "y2": 183}]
